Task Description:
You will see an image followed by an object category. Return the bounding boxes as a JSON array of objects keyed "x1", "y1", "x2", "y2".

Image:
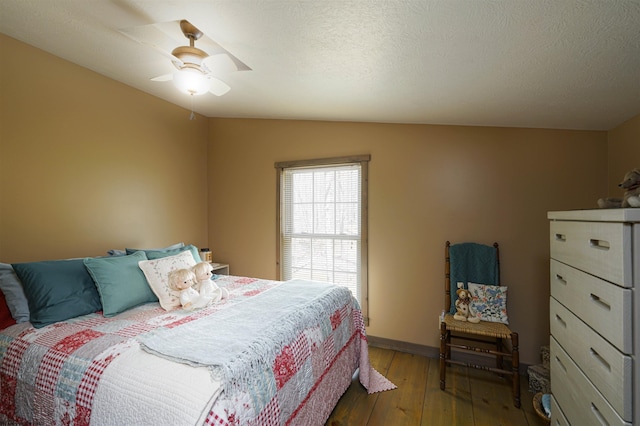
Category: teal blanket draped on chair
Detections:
[{"x1": 449, "y1": 242, "x2": 499, "y2": 314}]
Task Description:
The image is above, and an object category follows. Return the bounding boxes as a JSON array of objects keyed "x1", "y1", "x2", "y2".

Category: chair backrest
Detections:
[{"x1": 445, "y1": 241, "x2": 500, "y2": 313}]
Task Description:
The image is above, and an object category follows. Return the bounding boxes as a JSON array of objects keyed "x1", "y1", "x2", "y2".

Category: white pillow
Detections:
[
  {"x1": 467, "y1": 282, "x2": 509, "y2": 324},
  {"x1": 138, "y1": 250, "x2": 196, "y2": 311}
]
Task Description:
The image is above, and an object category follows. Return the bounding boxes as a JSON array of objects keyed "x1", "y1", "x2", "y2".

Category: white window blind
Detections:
[{"x1": 276, "y1": 156, "x2": 369, "y2": 322}]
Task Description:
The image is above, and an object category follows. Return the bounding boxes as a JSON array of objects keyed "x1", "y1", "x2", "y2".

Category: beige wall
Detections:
[
  {"x1": 208, "y1": 118, "x2": 608, "y2": 365},
  {"x1": 607, "y1": 114, "x2": 640, "y2": 193},
  {"x1": 0, "y1": 34, "x2": 209, "y2": 262}
]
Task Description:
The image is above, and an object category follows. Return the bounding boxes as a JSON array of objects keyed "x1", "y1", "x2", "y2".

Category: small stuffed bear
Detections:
[
  {"x1": 454, "y1": 288, "x2": 480, "y2": 323},
  {"x1": 168, "y1": 268, "x2": 212, "y2": 311},
  {"x1": 597, "y1": 168, "x2": 640, "y2": 208},
  {"x1": 192, "y1": 261, "x2": 229, "y2": 303}
]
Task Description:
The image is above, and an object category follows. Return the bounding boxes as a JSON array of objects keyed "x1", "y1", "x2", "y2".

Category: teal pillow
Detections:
[
  {"x1": 83, "y1": 251, "x2": 157, "y2": 317},
  {"x1": 109, "y1": 245, "x2": 183, "y2": 256},
  {"x1": 124, "y1": 242, "x2": 185, "y2": 256},
  {"x1": 12, "y1": 259, "x2": 102, "y2": 328},
  {"x1": 137, "y1": 244, "x2": 202, "y2": 263}
]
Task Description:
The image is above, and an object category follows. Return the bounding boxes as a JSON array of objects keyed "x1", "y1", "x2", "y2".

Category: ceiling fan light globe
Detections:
[{"x1": 172, "y1": 69, "x2": 209, "y2": 95}]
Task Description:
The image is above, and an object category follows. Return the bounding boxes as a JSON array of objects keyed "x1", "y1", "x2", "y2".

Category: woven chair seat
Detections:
[{"x1": 443, "y1": 314, "x2": 512, "y2": 339}]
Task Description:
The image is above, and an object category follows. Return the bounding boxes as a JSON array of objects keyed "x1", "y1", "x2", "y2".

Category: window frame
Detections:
[{"x1": 275, "y1": 155, "x2": 370, "y2": 325}]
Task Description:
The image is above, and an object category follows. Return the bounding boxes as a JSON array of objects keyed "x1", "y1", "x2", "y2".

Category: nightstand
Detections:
[{"x1": 210, "y1": 262, "x2": 229, "y2": 275}]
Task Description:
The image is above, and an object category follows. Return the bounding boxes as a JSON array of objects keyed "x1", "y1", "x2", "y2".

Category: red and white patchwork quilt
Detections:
[{"x1": 0, "y1": 276, "x2": 394, "y2": 425}]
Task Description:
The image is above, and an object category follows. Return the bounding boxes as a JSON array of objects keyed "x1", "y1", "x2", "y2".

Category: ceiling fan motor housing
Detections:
[
  {"x1": 171, "y1": 45, "x2": 208, "y2": 69},
  {"x1": 171, "y1": 20, "x2": 209, "y2": 70}
]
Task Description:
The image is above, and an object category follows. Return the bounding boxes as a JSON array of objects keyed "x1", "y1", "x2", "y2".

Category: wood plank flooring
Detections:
[{"x1": 326, "y1": 346, "x2": 549, "y2": 426}]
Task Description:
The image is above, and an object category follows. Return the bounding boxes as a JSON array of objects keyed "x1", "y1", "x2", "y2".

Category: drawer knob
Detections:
[
  {"x1": 555, "y1": 274, "x2": 567, "y2": 285},
  {"x1": 590, "y1": 402, "x2": 609, "y2": 426},
  {"x1": 589, "y1": 293, "x2": 611, "y2": 311},
  {"x1": 554, "y1": 314, "x2": 567, "y2": 328},
  {"x1": 555, "y1": 233, "x2": 566, "y2": 242},
  {"x1": 589, "y1": 239, "x2": 610, "y2": 251},
  {"x1": 589, "y1": 348, "x2": 611, "y2": 372},
  {"x1": 554, "y1": 355, "x2": 567, "y2": 373}
]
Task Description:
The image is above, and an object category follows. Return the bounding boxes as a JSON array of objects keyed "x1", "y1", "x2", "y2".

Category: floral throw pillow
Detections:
[
  {"x1": 138, "y1": 250, "x2": 197, "y2": 311},
  {"x1": 468, "y1": 282, "x2": 509, "y2": 324}
]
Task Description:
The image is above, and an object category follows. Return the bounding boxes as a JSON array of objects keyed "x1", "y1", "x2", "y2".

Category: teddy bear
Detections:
[
  {"x1": 168, "y1": 268, "x2": 213, "y2": 310},
  {"x1": 191, "y1": 261, "x2": 229, "y2": 303},
  {"x1": 453, "y1": 288, "x2": 480, "y2": 323},
  {"x1": 597, "y1": 168, "x2": 640, "y2": 208}
]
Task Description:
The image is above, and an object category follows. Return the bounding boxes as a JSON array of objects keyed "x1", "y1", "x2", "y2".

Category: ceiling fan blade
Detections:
[
  {"x1": 207, "y1": 77, "x2": 231, "y2": 96},
  {"x1": 202, "y1": 54, "x2": 238, "y2": 74},
  {"x1": 120, "y1": 23, "x2": 184, "y2": 66},
  {"x1": 151, "y1": 73, "x2": 173, "y2": 82},
  {"x1": 226, "y1": 52, "x2": 252, "y2": 72},
  {"x1": 200, "y1": 39, "x2": 251, "y2": 72}
]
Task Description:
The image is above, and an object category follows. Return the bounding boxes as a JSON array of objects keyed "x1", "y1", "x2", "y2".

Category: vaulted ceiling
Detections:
[{"x1": 1, "y1": 0, "x2": 639, "y2": 130}]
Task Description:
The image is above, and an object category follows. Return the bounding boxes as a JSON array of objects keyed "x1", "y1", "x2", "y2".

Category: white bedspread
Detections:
[{"x1": 91, "y1": 341, "x2": 222, "y2": 426}]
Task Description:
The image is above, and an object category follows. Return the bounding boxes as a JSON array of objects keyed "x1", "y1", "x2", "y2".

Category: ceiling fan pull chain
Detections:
[{"x1": 189, "y1": 94, "x2": 196, "y2": 121}]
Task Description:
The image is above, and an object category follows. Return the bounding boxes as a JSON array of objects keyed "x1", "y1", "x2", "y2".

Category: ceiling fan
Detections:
[{"x1": 121, "y1": 19, "x2": 251, "y2": 96}]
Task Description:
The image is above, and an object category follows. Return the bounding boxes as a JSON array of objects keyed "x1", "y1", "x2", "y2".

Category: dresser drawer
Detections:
[
  {"x1": 550, "y1": 221, "x2": 633, "y2": 287},
  {"x1": 551, "y1": 395, "x2": 570, "y2": 426},
  {"x1": 551, "y1": 298, "x2": 632, "y2": 421},
  {"x1": 550, "y1": 259, "x2": 632, "y2": 353},
  {"x1": 551, "y1": 337, "x2": 630, "y2": 426}
]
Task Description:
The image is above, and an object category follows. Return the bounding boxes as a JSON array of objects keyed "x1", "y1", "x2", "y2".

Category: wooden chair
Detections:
[{"x1": 439, "y1": 241, "x2": 520, "y2": 408}]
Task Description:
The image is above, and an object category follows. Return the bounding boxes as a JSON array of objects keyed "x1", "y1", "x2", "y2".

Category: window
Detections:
[{"x1": 276, "y1": 155, "x2": 370, "y2": 323}]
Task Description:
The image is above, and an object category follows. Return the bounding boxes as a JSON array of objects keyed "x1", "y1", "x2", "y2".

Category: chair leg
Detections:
[
  {"x1": 496, "y1": 337, "x2": 503, "y2": 370},
  {"x1": 511, "y1": 332, "x2": 521, "y2": 408},
  {"x1": 439, "y1": 321, "x2": 447, "y2": 390}
]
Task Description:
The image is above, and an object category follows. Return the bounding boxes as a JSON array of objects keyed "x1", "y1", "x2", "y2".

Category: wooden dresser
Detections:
[{"x1": 548, "y1": 209, "x2": 640, "y2": 426}]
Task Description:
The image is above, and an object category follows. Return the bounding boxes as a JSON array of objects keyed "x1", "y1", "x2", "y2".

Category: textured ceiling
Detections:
[{"x1": 1, "y1": 0, "x2": 639, "y2": 130}]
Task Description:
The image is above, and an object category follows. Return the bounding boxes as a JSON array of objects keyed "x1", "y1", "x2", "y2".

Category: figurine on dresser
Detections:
[{"x1": 597, "y1": 168, "x2": 640, "y2": 208}]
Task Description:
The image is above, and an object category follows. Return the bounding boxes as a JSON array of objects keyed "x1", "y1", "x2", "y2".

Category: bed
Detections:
[{"x1": 0, "y1": 248, "x2": 394, "y2": 426}]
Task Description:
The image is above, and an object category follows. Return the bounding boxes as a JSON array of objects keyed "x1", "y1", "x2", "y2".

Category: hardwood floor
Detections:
[{"x1": 326, "y1": 346, "x2": 549, "y2": 426}]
